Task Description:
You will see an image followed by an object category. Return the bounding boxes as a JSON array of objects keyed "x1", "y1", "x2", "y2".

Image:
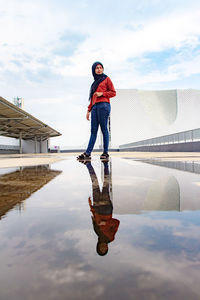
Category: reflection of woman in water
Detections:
[{"x1": 86, "y1": 160, "x2": 120, "y2": 256}]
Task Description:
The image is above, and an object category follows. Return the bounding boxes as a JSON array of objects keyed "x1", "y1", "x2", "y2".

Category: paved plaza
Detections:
[{"x1": 1, "y1": 151, "x2": 200, "y2": 169}]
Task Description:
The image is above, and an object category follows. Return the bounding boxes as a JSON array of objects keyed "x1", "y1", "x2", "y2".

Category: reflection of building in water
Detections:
[
  {"x1": 0, "y1": 165, "x2": 62, "y2": 219},
  {"x1": 113, "y1": 159, "x2": 200, "y2": 214},
  {"x1": 139, "y1": 159, "x2": 200, "y2": 175},
  {"x1": 114, "y1": 174, "x2": 180, "y2": 214},
  {"x1": 143, "y1": 176, "x2": 180, "y2": 211}
]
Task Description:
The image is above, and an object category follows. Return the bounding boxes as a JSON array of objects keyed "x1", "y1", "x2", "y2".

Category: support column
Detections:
[
  {"x1": 47, "y1": 138, "x2": 49, "y2": 153},
  {"x1": 19, "y1": 132, "x2": 22, "y2": 154},
  {"x1": 34, "y1": 136, "x2": 37, "y2": 153},
  {"x1": 40, "y1": 137, "x2": 42, "y2": 153}
]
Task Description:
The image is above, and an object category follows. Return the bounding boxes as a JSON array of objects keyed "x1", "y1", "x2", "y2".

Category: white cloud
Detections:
[
  {"x1": 54, "y1": 9, "x2": 200, "y2": 75},
  {"x1": 1, "y1": 0, "x2": 200, "y2": 146}
]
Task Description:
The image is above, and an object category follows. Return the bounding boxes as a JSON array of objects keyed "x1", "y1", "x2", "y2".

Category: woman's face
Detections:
[{"x1": 95, "y1": 64, "x2": 104, "y2": 75}]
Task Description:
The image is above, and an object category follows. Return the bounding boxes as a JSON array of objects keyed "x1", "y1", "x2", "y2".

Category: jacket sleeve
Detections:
[
  {"x1": 88, "y1": 98, "x2": 92, "y2": 112},
  {"x1": 102, "y1": 77, "x2": 116, "y2": 99}
]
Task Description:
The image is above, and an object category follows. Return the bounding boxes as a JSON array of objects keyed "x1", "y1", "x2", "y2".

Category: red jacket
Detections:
[
  {"x1": 98, "y1": 217, "x2": 120, "y2": 242},
  {"x1": 88, "y1": 77, "x2": 116, "y2": 112}
]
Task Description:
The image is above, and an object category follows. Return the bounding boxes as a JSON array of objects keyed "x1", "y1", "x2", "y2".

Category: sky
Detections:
[{"x1": 1, "y1": 0, "x2": 200, "y2": 148}]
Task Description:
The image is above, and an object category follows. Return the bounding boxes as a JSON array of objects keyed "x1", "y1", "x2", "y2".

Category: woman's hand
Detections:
[
  {"x1": 86, "y1": 111, "x2": 90, "y2": 121},
  {"x1": 94, "y1": 92, "x2": 103, "y2": 97},
  {"x1": 98, "y1": 221, "x2": 106, "y2": 226}
]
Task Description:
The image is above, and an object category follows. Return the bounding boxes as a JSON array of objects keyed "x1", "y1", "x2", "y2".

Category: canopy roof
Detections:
[{"x1": 0, "y1": 96, "x2": 61, "y2": 141}]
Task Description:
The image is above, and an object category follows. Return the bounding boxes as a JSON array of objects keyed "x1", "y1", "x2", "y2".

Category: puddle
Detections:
[
  {"x1": 0, "y1": 165, "x2": 62, "y2": 219},
  {"x1": 0, "y1": 157, "x2": 200, "y2": 300}
]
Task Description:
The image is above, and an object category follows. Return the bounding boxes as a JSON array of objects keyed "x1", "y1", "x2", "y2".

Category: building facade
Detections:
[{"x1": 110, "y1": 89, "x2": 200, "y2": 151}]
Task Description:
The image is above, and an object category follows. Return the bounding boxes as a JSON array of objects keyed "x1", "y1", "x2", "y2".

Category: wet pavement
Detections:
[{"x1": 0, "y1": 156, "x2": 200, "y2": 300}]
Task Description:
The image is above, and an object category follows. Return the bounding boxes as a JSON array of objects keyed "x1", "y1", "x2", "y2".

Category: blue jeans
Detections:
[{"x1": 86, "y1": 102, "x2": 111, "y2": 155}]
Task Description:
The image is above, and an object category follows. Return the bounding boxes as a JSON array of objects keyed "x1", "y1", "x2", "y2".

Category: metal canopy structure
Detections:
[{"x1": 0, "y1": 96, "x2": 61, "y2": 141}]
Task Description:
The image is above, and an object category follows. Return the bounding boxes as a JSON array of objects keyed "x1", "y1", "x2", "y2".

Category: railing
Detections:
[
  {"x1": 119, "y1": 128, "x2": 200, "y2": 149},
  {"x1": 0, "y1": 145, "x2": 20, "y2": 150},
  {"x1": 139, "y1": 160, "x2": 200, "y2": 175}
]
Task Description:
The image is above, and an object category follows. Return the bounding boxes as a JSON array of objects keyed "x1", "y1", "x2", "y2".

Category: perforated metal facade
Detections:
[{"x1": 110, "y1": 89, "x2": 200, "y2": 148}]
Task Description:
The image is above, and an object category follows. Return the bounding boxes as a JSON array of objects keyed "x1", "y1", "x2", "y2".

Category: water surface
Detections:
[{"x1": 0, "y1": 157, "x2": 200, "y2": 300}]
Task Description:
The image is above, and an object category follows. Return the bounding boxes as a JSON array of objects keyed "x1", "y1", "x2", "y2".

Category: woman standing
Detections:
[{"x1": 77, "y1": 61, "x2": 116, "y2": 160}]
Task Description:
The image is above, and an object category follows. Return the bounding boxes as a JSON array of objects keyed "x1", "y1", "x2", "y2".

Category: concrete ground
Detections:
[{"x1": 1, "y1": 152, "x2": 200, "y2": 168}]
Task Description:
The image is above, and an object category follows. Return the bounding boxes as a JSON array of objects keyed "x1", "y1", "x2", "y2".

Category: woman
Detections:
[{"x1": 77, "y1": 61, "x2": 116, "y2": 160}]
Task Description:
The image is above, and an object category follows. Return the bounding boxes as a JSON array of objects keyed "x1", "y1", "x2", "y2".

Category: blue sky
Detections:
[{"x1": 1, "y1": 0, "x2": 200, "y2": 147}]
